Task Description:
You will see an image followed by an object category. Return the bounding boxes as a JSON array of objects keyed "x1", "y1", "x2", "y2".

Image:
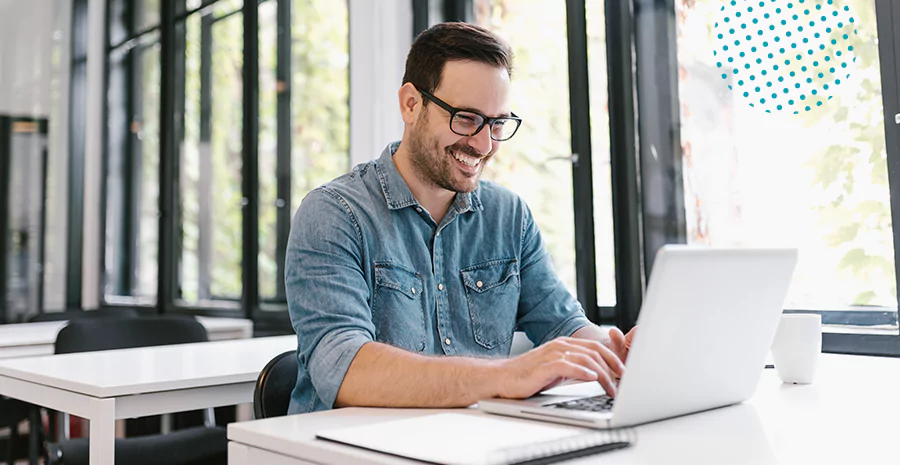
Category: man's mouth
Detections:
[{"x1": 450, "y1": 149, "x2": 481, "y2": 171}]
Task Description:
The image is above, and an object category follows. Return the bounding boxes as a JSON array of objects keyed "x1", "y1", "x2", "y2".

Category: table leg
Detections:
[
  {"x1": 28, "y1": 405, "x2": 40, "y2": 465},
  {"x1": 88, "y1": 398, "x2": 115, "y2": 465}
]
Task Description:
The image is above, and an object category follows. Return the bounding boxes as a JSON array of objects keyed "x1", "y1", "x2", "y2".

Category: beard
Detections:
[{"x1": 407, "y1": 112, "x2": 492, "y2": 194}]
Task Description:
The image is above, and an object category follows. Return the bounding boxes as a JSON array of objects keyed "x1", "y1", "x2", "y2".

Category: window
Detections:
[
  {"x1": 100, "y1": 0, "x2": 350, "y2": 321},
  {"x1": 257, "y1": 0, "x2": 350, "y2": 304},
  {"x1": 104, "y1": 28, "x2": 161, "y2": 304},
  {"x1": 472, "y1": 0, "x2": 579, "y2": 294},
  {"x1": 676, "y1": 0, "x2": 898, "y2": 334},
  {"x1": 179, "y1": 0, "x2": 245, "y2": 304}
]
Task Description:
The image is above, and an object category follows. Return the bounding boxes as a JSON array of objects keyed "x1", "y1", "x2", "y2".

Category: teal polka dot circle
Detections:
[{"x1": 714, "y1": 0, "x2": 858, "y2": 113}]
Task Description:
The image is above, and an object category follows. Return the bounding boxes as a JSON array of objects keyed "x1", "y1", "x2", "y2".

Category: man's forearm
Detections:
[{"x1": 333, "y1": 342, "x2": 505, "y2": 408}]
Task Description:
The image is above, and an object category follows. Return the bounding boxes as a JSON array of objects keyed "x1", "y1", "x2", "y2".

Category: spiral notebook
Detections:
[{"x1": 315, "y1": 412, "x2": 634, "y2": 465}]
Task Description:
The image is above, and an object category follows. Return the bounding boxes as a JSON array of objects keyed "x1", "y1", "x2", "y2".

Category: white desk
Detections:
[
  {"x1": 0, "y1": 316, "x2": 253, "y2": 359},
  {"x1": 0, "y1": 335, "x2": 296, "y2": 465},
  {"x1": 227, "y1": 353, "x2": 900, "y2": 464}
]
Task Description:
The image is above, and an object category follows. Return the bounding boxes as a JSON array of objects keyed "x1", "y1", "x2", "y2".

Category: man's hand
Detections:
[
  {"x1": 606, "y1": 326, "x2": 637, "y2": 362},
  {"x1": 495, "y1": 337, "x2": 625, "y2": 400}
]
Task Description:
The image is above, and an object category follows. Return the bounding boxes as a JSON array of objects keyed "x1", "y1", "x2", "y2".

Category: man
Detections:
[{"x1": 285, "y1": 22, "x2": 635, "y2": 415}]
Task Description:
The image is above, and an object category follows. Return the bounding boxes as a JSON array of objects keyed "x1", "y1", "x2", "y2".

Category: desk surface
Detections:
[
  {"x1": 228, "y1": 353, "x2": 899, "y2": 464},
  {"x1": 0, "y1": 335, "x2": 296, "y2": 398},
  {"x1": 0, "y1": 316, "x2": 253, "y2": 349}
]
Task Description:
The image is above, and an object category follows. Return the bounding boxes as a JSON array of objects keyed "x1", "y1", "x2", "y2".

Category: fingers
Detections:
[
  {"x1": 556, "y1": 353, "x2": 618, "y2": 397},
  {"x1": 608, "y1": 327, "x2": 627, "y2": 360},
  {"x1": 609, "y1": 327, "x2": 625, "y2": 347},
  {"x1": 624, "y1": 327, "x2": 637, "y2": 350},
  {"x1": 559, "y1": 338, "x2": 625, "y2": 378}
]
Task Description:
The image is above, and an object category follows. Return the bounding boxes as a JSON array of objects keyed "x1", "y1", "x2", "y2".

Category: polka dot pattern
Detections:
[{"x1": 714, "y1": 0, "x2": 858, "y2": 113}]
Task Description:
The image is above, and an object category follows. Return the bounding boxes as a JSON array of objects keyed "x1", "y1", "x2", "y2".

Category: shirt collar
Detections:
[{"x1": 375, "y1": 142, "x2": 484, "y2": 214}]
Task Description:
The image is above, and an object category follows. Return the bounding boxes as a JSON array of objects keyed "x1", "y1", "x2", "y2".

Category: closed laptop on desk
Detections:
[{"x1": 479, "y1": 246, "x2": 798, "y2": 429}]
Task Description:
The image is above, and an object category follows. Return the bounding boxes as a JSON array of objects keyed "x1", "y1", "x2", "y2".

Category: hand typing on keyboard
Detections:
[{"x1": 494, "y1": 337, "x2": 625, "y2": 401}]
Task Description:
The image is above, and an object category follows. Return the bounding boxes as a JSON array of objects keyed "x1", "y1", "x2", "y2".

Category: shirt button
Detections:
[
  {"x1": 436, "y1": 231, "x2": 440, "y2": 237},
  {"x1": 444, "y1": 338, "x2": 451, "y2": 345},
  {"x1": 438, "y1": 284, "x2": 444, "y2": 291},
  {"x1": 411, "y1": 287, "x2": 416, "y2": 294},
  {"x1": 416, "y1": 207, "x2": 422, "y2": 213},
  {"x1": 476, "y1": 281, "x2": 483, "y2": 288}
]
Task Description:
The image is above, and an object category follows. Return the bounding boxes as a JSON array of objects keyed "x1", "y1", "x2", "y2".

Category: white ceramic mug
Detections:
[{"x1": 771, "y1": 314, "x2": 821, "y2": 384}]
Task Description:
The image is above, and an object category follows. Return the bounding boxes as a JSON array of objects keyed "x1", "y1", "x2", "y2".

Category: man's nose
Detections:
[{"x1": 467, "y1": 126, "x2": 493, "y2": 156}]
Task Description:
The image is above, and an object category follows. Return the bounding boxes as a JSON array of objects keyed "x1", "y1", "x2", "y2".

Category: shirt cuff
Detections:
[
  {"x1": 308, "y1": 329, "x2": 373, "y2": 408},
  {"x1": 539, "y1": 314, "x2": 593, "y2": 346}
]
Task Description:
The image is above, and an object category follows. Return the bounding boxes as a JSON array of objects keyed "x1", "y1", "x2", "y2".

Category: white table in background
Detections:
[
  {"x1": 0, "y1": 316, "x2": 253, "y2": 359},
  {"x1": 227, "y1": 354, "x2": 899, "y2": 465},
  {"x1": 0, "y1": 335, "x2": 296, "y2": 465}
]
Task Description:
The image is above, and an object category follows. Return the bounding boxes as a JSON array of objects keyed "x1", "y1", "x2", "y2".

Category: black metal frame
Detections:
[
  {"x1": 274, "y1": 0, "x2": 292, "y2": 302},
  {"x1": 242, "y1": 1, "x2": 261, "y2": 319},
  {"x1": 0, "y1": 117, "x2": 11, "y2": 323},
  {"x1": 564, "y1": 0, "x2": 599, "y2": 324},
  {"x1": 604, "y1": 0, "x2": 644, "y2": 330},
  {"x1": 67, "y1": 0, "x2": 89, "y2": 311},
  {"x1": 412, "y1": 0, "x2": 431, "y2": 38}
]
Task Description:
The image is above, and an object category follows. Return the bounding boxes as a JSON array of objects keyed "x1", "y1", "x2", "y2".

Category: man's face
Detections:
[{"x1": 407, "y1": 60, "x2": 511, "y2": 194}]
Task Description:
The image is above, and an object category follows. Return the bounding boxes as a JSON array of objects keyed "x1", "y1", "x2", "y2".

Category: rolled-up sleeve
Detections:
[
  {"x1": 285, "y1": 188, "x2": 375, "y2": 408},
  {"x1": 515, "y1": 203, "x2": 592, "y2": 346}
]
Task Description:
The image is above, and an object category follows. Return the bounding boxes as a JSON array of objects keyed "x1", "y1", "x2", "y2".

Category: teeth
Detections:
[{"x1": 452, "y1": 151, "x2": 479, "y2": 167}]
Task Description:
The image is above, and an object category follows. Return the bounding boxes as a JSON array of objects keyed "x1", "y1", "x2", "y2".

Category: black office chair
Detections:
[
  {"x1": 3, "y1": 308, "x2": 142, "y2": 465},
  {"x1": 28, "y1": 307, "x2": 141, "y2": 322},
  {"x1": 45, "y1": 317, "x2": 227, "y2": 465},
  {"x1": 53, "y1": 316, "x2": 209, "y2": 354},
  {"x1": 253, "y1": 351, "x2": 298, "y2": 419}
]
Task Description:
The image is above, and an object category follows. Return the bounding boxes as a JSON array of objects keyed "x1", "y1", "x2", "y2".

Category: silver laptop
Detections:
[{"x1": 478, "y1": 245, "x2": 798, "y2": 429}]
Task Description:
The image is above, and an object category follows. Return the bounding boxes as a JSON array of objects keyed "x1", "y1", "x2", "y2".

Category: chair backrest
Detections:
[
  {"x1": 54, "y1": 316, "x2": 208, "y2": 354},
  {"x1": 30, "y1": 308, "x2": 140, "y2": 323},
  {"x1": 253, "y1": 350, "x2": 298, "y2": 419}
]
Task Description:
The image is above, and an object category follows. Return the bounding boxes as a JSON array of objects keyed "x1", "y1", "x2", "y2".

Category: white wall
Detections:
[
  {"x1": 348, "y1": 0, "x2": 412, "y2": 165},
  {"x1": 0, "y1": 0, "x2": 72, "y2": 311}
]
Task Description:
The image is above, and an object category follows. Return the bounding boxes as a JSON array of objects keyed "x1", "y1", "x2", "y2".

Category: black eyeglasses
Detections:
[{"x1": 417, "y1": 87, "x2": 522, "y2": 142}]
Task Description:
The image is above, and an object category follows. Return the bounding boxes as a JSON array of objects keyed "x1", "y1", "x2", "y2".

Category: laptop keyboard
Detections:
[{"x1": 545, "y1": 395, "x2": 615, "y2": 413}]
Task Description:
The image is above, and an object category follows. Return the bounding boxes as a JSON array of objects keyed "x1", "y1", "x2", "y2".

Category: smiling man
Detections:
[{"x1": 285, "y1": 22, "x2": 634, "y2": 414}]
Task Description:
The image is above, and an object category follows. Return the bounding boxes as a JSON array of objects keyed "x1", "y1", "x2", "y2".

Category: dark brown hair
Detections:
[{"x1": 402, "y1": 22, "x2": 513, "y2": 100}]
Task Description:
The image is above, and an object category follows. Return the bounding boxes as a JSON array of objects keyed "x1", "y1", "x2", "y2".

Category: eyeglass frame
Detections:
[{"x1": 416, "y1": 87, "x2": 523, "y2": 142}]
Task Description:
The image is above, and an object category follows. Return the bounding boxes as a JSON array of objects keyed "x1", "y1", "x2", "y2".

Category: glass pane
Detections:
[
  {"x1": 289, "y1": 0, "x2": 350, "y2": 214},
  {"x1": 104, "y1": 32, "x2": 161, "y2": 303},
  {"x1": 586, "y1": 0, "x2": 616, "y2": 306},
  {"x1": 4, "y1": 121, "x2": 49, "y2": 322},
  {"x1": 473, "y1": 0, "x2": 578, "y2": 295},
  {"x1": 258, "y1": 0, "x2": 278, "y2": 299},
  {"x1": 109, "y1": 0, "x2": 161, "y2": 46},
  {"x1": 179, "y1": 3, "x2": 244, "y2": 304},
  {"x1": 676, "y1": 0, "x2": 897, "y2": 332}
]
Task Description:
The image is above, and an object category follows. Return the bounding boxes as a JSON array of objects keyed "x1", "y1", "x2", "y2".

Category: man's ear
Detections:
[{"x1": 398, "y1": 82, "x2": 421, "y2": 124}]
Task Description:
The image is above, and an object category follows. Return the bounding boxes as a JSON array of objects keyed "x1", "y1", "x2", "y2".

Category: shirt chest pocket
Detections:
[
  {"x1": 461, "y1": 259, "x2": 520, "y2": 351},
  {"x1": 372, "y1": 263, "x2": 427, "y2": 352}
]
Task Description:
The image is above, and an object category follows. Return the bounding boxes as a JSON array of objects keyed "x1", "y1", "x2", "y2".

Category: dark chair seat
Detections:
[
  {"x1": 253, "y1": 350, "x2": 298, "y2": 419},
  {"x1": 45, "y1": 426, "x2": 227, "y2": 465}
]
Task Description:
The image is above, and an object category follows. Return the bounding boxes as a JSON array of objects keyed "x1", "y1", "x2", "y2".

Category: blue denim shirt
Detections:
[{"x1": 285, "y1": 142, "x2": 591, "y2": 414}]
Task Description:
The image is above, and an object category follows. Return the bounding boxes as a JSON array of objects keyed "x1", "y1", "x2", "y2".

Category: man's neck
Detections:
[{"x1": 393, "y1": 141, "x2": 457, "y2": 224}]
